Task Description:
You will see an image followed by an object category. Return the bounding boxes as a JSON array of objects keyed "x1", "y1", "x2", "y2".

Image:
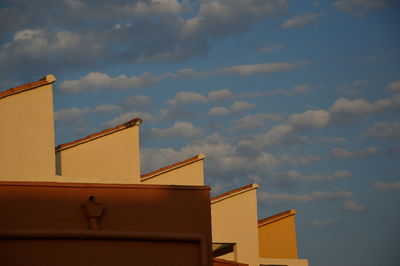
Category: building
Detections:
[
  {"x1": 0, "y1": 75, "x2": 308, "y2": 266},
  {"x1": 144, "y1": 163, "x2": 309, "y2": 266},
  {"x1": 0, "y1": 75, "x2": 212, "y2": 266}
]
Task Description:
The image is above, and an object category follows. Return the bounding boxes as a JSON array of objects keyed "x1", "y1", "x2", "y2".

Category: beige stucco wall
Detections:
[
  {"x1": 211, "y1": 187, "x2": 259, "y2": 266},
  {"x1": 259, "y1": 257, "x2": 308, "y2": 266},
  {"x1": 0, "y1": 84, "x2": 56, "y2": 181},
  {"x1": 258, "y1": 215, "x2": 298, "y2": 259},
  {"x1": 141, "y1": 159, "x2": 205, "y2": 186},
  {"x1": 56, "y1": 126, "x2": 141, "y2": 184}
]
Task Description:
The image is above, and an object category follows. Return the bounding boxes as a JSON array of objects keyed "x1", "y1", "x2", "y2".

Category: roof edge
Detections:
[
  {"x1": 0, "y1": 74, "x2": 56, "y2": 100},
  {"x1": 55, "y1": 118, "x2": 142, "y2": 152},
  {"x1": 141, "y1": 154, "x2": 205, "y2": 181},
  {"x1": 213, "y1": 258, "x2": 249, "y2": 266},
  {"x1": 258, "y1": 209, "x2": 297, "y2": 227},
  {"x1": 211, "y1": 183, "x2": 258, "y2": 204},
  {"x1": 0, "y1": 180, "x2": 210, "y2": 190}
]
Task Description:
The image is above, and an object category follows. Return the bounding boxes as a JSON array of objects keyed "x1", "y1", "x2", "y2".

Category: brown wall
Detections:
[{"x1": 0, "y1": 182, "x2": 213, "y2": 266}]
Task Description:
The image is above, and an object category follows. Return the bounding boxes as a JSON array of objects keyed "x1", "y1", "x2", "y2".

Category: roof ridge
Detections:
[
  {"x1": 0, "y1": 74, "x2": 56, "y2": 100},
  {"x1": 211, "y1": 183, "x2": 258, "y2": 203},
  {"x1": 213, "y1": 258, "x2": 248, "y2": 265},
  {"x1": 55, "y1": 118, "x2": 142, "y2": 151},
  {"x1": 258, "y1": 209, "x2": 296, "y2": 226},
  {"x1": 141, "y1": 154, "x2": 205, "y2": 180}
]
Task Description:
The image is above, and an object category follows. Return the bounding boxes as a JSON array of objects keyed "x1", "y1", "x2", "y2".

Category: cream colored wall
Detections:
[
  {"x1": 211, "y1": 188, "x2": 259, "y2": 266},
  {"x1": 0, "y1": 84, "x2": 56, "y2": 181},
  {"x1": 258, "y1": 215, "x2": 298, "y2": 259},
  {"x1": 141, "y1": 160, "x2": 205, "y2": 185},
  {"x1": 56, "y1": 126, "x2": 140, "y2": 184},
  {"x1": 259, "y1": 257, "x2": 308, "y2": 266}
]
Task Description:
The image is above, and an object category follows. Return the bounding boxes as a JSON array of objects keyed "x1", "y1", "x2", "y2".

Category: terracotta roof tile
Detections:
[
  {"x1": 0, "y1": 74, "x2": 56, "y2": 100},
  {"x1": 258, "y1": 209, "x2": 296, "y2": 227},
  {"x1": 211, "y1": 183, "x2": 258, "y2": 203},
  {"x1": 55, "y1": 118, "x2": 142, "y2": 151},
  {"x1": 141, "y1": 154, "x2": 205, "y2": 180},
  {"x1": 213, "y1": 258, "x2": 248, "y2": 266}
]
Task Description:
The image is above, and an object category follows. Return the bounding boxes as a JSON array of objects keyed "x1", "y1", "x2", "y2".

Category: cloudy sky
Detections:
[{"x1": 1, "y1": 0, "x2": 400, "y2": 265}]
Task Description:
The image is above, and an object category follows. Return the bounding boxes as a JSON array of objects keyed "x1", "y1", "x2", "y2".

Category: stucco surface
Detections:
[
  {"x1": 211, "y1": 188, "x2": 259, "y2": 266},
  {"x1": 56, "y1": 126, "x2": 140, "y2": 184},
  {"x1": 258, "y1": 215, "x2": 298, "y2": 259},
  {"x1": 0, "y1": 84, "x2": 56, "y2": 181},
  {"x1": 142, "y1": 159, "x2": 205, "y2": 186}
]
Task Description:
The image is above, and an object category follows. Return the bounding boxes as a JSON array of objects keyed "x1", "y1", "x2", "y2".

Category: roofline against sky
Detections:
[
  {"x1": 141, "y1": 154, "x2": 205, "y2": 181},
  {"x1": 211, "y1": 183, "x2": 259, "y2": 204},
  {"x1": 0, "y1": 74, "x2": 56, "y2": 100},
  {"x1": 258, "y1": 209, "x2": 297, "y2": 227},
  {"x1": 55, "y1": 118, "x2": 143, "y2": 152}
]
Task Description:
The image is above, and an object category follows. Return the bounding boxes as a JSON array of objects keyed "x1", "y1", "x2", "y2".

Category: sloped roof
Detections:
[
  {"x1": 0, "y1": 74, "x2": 56, "y2": 100},
  {"x1": 258, "y1": 209, "x2": 297, "y2": 227},
  {"x1": 55, "y1": 118, "x2": 142, "y2": 151},
  {"x1": 213, "y1": 258, "x2": 248, "y2": 266},
  {"x1": 141, "y1": 154, "x2": 205, "y2": 181},
  {"x1": 211, "y1": 183, "x2": 258, "y2": 204}
]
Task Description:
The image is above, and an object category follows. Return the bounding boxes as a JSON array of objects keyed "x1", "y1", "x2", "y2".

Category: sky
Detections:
[{"x1": 1, "y1": 0, "x2": 400, "y2": 265}]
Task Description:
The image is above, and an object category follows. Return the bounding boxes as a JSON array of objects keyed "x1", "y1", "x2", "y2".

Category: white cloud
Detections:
[
  {"x1": 342, "y1": 200, "x2": 367, "y2": 213},
  {"x1": 230, "y1": 101, "x2": 256, "y2": 112},
  {"x1": 281, "y1": 13, "x2": 319, "y2": 29},
  {"x1": 182, "y1": 0, "x2": 288, "y2": 39},
  {"x1": 330, "y1": 98, "x2": 375, "y2": 117},
  {"x1": 124, "y1": 95, "x2": 151, "y2": 109},
  {"x1": 387, "y1": 81, "x2": 400, "y2": 92},
  {"x1": 59, "y1": 72, "x2": 159, "y2": 92},
  {"x1": 337, "y1": 80, "x2": 368, "y2": 95},
  {"x1": 236, "y1": 93, "x2": 399, "y2": 150},
  {"x1": 289, "y1": 110, "x2": 330, "y2": 129},
  {"x1": 140, "y1": 132, "x2": 280, "y2": 177},
  {"x1": 329, "y1": 94, "x2": 400, "y2": 123},
  {"x1": 333, "y1": 0, "x2": 390, "y2": 17},
  {"x1": 260, "y1": 188, "x2": 353, "y2": 204},
  {"x1": 92, "y1": 104, "x2": 121, "y2": 114},
  {"x1": 279, "y1": 154, "x2": 321, "y2": 167},
  {"x1": 265, "y1": 84, "x2": 312, "y2": 96},
  {"x1": 157, "y1": 107, "x2": 197, "y2": 121},
  {"x1": 209, "y1": 101, "x2": 255, "y2": 116},
  {"x1": 252, "y1": 44, "x2": 284, "y2": 54},
  {"x1": 55, "y1": 104, "x2": 121, "y2": 123},
  {"x1": 307, "y1": 170, "x2": 351, "y2": 182},
  {"x1": 58, "y1": 61, "x2": 313, "y2": 93},
  {"x1": 117, "y1": 0, "x2": 182, "y2": 16},
  {"x1": 238, "y1": 124, "x2": 299, "y2": 151},
  {"x1": 235, "y1": 92, "x2": 396, "y2": 151},
  {"x1": 208, "y1": 106, "x2": 230, "y2": 116},
  {"x1": 269, "y1": 170, "x2": 303, "y2": 187},
  {"x1": 234, "y1": 113, "x2": 282, "y2": 130},
  {"x1": 310, "y1": 219, "x2": 339, "y2": 228},
  {"x1": 374, "y1": 181, "x2": 400, "y2": 192},
  {"x1": 54, "y1": 107, "x2": 91, "y2": 123},
  {"x1": 148, "y1": 121, "x2": 203, "y2": 139},
  {"x1": 222, "y1": 61, "x2": 311, "y2": 75},
  {"x1": 331, "y1": 147, "x2": 378, "y2": 158},
  {"x1": 167, "y1": 91, "x2": 208, "y2": 106},
  {"x1": 0, "y1": 1, "x2": 288, "y2": 83},
  {"x1": 5, "y1": 29, "x2": 82, "y2": 57},
  {"x1": 315, "y1": 136, "x2": 347, "y2": 143},
  {"x1": 208, "y1": 89, "x2": 234, "y2": 102},
  {"x1": 361, "y1": 121, "x2": 400, "y2": 140}
]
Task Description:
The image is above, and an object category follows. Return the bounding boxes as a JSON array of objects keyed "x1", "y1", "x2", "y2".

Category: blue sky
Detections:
[{"x1": 1, "y1": 0, "x2": 399, "y2": 265}]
